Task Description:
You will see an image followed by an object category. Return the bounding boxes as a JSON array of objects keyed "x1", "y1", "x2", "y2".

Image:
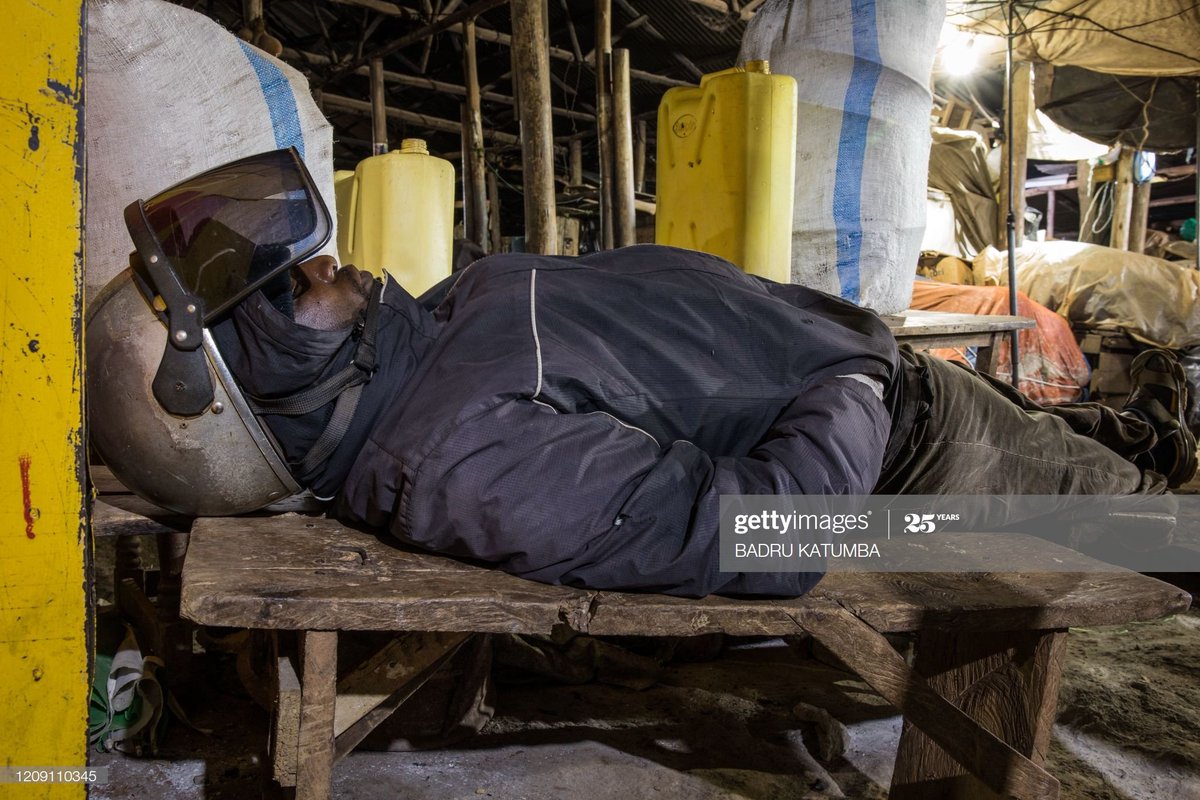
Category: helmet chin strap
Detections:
[{"x1": 247, "y1": 279, "x2": 384, "y2": 479}]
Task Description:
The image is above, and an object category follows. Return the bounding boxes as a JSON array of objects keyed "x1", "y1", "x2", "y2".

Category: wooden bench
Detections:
[
  {"x1": 177, "y1": 514, "x2": 1190, "y2": 800},
  {"x1": 884, "y1": 310, "x2": 1035, "y2": 375}
]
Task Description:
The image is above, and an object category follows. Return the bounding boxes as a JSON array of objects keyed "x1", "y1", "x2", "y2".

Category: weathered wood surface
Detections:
[
  {"x1": 333, "y1": 632, "x2": 471, "y2": 759},
  {"x1": 611, "y1": 48, "x2": 636, "y2": 247},
  {"x1": 271, "y1": 647, "x2": 302, "y2": 787},
  {"x1": 885, "y1": 311, "x2": 1035, "y2": 338},
  {"x1": 803, "y1": 602, "x2": 1060, "y2": 800},
  {"x1": 510, "y1": 0, "x2": 557, "y2": 254},
  {"x1": 181, "y1": 517, "x2": 1191, "y2": 636},
  {"x1": 332, "y1": 631, "x2": 469, "y2": 738},
  {"x1": 1109, "y1": 147, "x2": 1135, "y2": 251},
  {"x1": 461, "y1": 20, "x2": 487, "y2": 248},
  {"x1": 997, "y1": 61, "x2": 1031, "y2": 247},
  {"x1": 888, "y1": 629, "x2": 1067, "y2": 799},
  {"x1": 296, "y1": 630, "x2": 338, "y2": 800},
  {"x1": 91, "y1": 464, "x2": 323, "y2": 538}
]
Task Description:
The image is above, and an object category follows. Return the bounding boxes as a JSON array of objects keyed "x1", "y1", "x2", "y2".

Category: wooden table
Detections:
[
  {"x1": 884, "y1": 310, "x2": 1035, "y2": 375},
  {"x1": 179, "y1": 515, "x2": 1190, "y2": 800}
]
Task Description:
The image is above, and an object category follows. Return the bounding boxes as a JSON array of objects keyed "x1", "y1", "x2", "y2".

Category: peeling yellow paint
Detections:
[{"x1": 0, "y1": 1, "x2": 88, "y2": 798}]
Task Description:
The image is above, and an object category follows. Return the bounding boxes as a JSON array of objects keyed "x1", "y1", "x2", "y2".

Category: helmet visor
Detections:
[{"x1": 137, "y1": 148, "x2": 331, "y2": 322}]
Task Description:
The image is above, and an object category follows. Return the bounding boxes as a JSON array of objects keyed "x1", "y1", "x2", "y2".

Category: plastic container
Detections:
[
  {"x1": 739, "y1": 0, "x2": 943, "y2": 312},
  {"x1": 333, "y1": 169, "x2": 357, "y2": 266},
  {"x1": 340, "y1": 139, "x2": 454, "y2": 295},
  {"x1": 655, "y1": 61, "x2": 796, "y2": 283}
]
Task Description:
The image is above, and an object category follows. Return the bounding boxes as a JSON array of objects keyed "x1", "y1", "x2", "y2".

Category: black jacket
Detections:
[
  {"x1": 220, "y1": 247, "x2": 902, "y2": 597},
  {"x1": 222, "y1": 246, "x2": 903, "y2": 597}
]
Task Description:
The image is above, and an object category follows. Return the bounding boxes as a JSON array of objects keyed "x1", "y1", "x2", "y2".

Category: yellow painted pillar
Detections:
[{"x1": 0, "y1": 1, "x2": 89, "y2": 797}]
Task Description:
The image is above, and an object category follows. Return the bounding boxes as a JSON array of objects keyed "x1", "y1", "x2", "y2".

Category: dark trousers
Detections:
[{"x1": 876, "y1": 352, "x2": 1167, "y2": 496}]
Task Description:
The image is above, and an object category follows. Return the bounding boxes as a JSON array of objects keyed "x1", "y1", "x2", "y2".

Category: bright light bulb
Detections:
[{"x1": 940, "y1": 34, "x2": 979, "y2": 76}]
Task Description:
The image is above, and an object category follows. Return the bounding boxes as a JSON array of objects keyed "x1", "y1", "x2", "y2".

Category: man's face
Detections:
[{"x1": 290, "y1": 256, "x2": 373, "y2": 330}]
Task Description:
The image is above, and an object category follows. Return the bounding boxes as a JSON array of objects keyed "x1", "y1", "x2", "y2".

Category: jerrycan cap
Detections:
[
  {"x1": 743, "y1": 60, "x2": 770, "y2": 74},
  {"x1": 399, "y1": 138, "x2": 430, "y2": 154}
]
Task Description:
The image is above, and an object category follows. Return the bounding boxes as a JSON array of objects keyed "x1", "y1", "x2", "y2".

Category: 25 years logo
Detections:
[{"x1": 903, "y1": 513, "x2": 936, "y2": 533}]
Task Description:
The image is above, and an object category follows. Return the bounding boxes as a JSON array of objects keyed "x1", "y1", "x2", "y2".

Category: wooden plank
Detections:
[
  {"x1": 1130, "y1": 177, "x2": 1150, "y2": 254},
  {"x1": 511, "y1": 0, "x2": 558, "y2": 254},
  {"x1": 181, "y1": 518, "x2": 1191, "y2": 636},
  {"x1": 1109, "y1": 148, "x2": 1134, "y2": 251},
  {"x1": 333, "y1": 633, "x2": 472, "y2": 757},
  {"x1": 92, "y1": 495, "x2": 192, "y2": 538},
  {"x1": 885, "y1": 311, "x2": 1035, "y2": 338},
  {"x1": 997, "y1": 61, "x2": 1031, "y2": 247},
  {"x1": 333, "y1": 631, "x2": 470, "y2": 737},
  {"x1": 890, "y1": 629, "x2": 1068, "y2": 799},
  {"x1": 803, "y1": 602, "x2": 1060, "y2": 800},
  {"x1": 296, "y1": 630, "x2": 338, "y2": 800},
  {"x1": 272, "y1": 648, "x2": 302, "y2": 787}
]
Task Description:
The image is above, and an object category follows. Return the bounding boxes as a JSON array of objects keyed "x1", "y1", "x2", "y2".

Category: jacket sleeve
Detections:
[{"x1": 402, "y1": 375, "x2": 889, "y2": 598}]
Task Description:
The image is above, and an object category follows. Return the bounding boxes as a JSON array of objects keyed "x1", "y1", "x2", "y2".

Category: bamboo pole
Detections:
[
  {"x1": 510, "y1": 0, "x2": 557, "y2": 254},
  {"x1": 462, "y1": 20, "x2": 488, "y2": 247},
  {"x1": 322, "y1": 93, "x2": 523, "y2": 146},
  {"x1": 612, "y1": 48, "x2": 636, "y2": 246},
  {"x1": 569, "y1": 140, "x2": 583, "y2": 187},
  {"x1": 633, "y1": 119, "x2": 647, "y2": 194},
  {"x1": 370, "y1": 58, "x2": 389, "y2": 154},
  {"x1": 594, "y1": 0, "x2": 614, "y2": 249},
  {"x1": 321, "y1": 0, "x2": 689, "y2": 87},
  {"x1": 487, "y1": 167, "x2": 502, "y2": 253},
  {"x1": 324, "y1": 0, "x2": 507, "y2": 85}
]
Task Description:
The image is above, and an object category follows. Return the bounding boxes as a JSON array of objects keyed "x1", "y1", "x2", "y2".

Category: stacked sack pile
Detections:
[{"x1": 85, "y1": 0, "x2": 337, "y2": 302}]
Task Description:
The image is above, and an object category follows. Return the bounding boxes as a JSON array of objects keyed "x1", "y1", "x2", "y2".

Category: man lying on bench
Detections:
[{"x1": 88, "y1": 148, "x2": 1197, "y2": 599}]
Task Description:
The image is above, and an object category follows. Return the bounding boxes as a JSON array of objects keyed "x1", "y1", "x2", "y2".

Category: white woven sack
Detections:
[
  {"x1": 740, "y1": 0, "x2": 944, "y2": 314},
  {"x1": 85, "y1": 0, "x2": 337, "y2": 303}
]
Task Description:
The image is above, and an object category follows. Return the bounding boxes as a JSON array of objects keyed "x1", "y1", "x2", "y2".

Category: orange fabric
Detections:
[{"x1": 909, "y1": 281, "x2": 1090, "y2": 404}]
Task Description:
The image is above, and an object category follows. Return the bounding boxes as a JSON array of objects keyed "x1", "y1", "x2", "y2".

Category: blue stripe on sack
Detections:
[
  {"x1": 831, "y1": 0, "x2": 882, "y2": 304},
  {"x1": 238, "y1": 40, "x2": 305, "y2": 158}
]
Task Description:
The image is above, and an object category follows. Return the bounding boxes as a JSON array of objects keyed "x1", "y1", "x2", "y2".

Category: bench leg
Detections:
[
  {"x1": 890, "y1": 629, "x2": 1068, "y2": 800},
  {"x1": 976, "y1": 337, "x2": 1004, "y2": 378},
  {"x1": 296, "y1": 630, "x2": 338, "y2": 800}
]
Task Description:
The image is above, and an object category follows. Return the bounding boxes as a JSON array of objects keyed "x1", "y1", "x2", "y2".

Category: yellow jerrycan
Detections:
[
  {"x1": 339, "y1": 139, "x2": 454, "y2": 295},
  {"x1": 655, "y1": 61, "x2": 796, "y2": 283},
  {"x1": 333, "y1": 169, "x2": 357, "y2": 266}
]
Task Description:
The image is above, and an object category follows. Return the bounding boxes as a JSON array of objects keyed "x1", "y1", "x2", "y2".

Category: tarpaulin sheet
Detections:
[
  {"x1": 948, "y1": 0, "x2": 1200, "y2": 78},
  {"x1": 928, "y1": 128, "x2": 999, "y2": 255},
  {"x1": 975, "y1": 242, "x2": 1200, "y2": 350},
  {"x1": 909, "y1": 279, "x2": 1091, "y2": 404}
]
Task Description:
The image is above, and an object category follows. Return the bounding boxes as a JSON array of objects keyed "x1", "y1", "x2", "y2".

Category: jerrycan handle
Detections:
[{"x1": 698, "y1": 60, "x2": 770, "y2": 87}]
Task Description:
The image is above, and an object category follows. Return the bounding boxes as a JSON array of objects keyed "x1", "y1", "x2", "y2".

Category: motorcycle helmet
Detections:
[{"x1": 87, "y1": 148, "x2": 363, "y2": 515}]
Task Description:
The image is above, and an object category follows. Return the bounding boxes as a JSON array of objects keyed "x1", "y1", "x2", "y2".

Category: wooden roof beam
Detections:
[
  {"x1": 283, "y1": 48, "x2": 595, "y2": 123},
  {"x1": 308, "y1": 0, "x2": 690, "y2": 88},
  {"x1": 322, "y1": 92, "x2": 567, "y2": 153}
]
